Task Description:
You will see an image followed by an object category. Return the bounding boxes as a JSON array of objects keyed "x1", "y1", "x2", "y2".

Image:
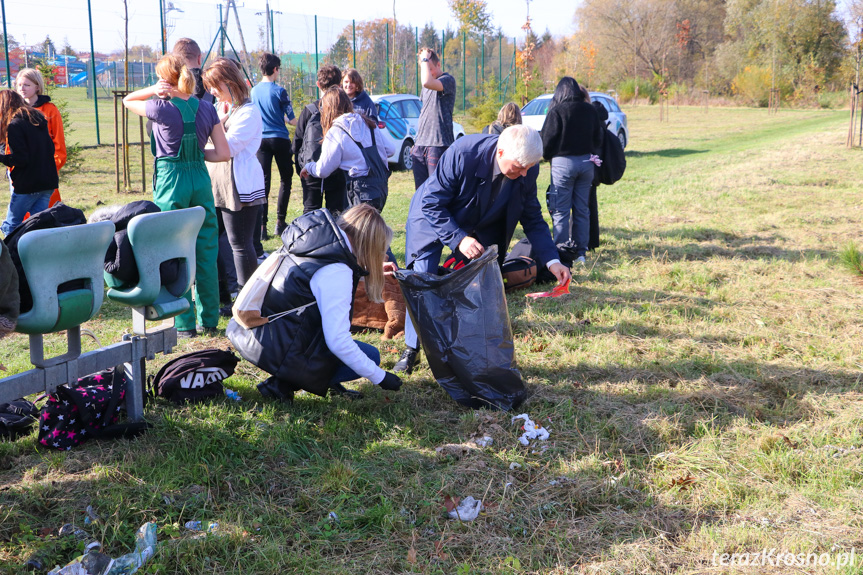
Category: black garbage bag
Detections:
[{"x1": 395, "y1": 246, "x2": 527, "y2": 411}]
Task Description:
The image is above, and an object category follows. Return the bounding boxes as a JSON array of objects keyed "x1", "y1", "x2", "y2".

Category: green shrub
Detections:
[
  {"x1": 617, "y1": 78, "x2": 658, "y2": 104},
  {"x1": 839, "y1": 242, "x2": 863, "y2": 277}
]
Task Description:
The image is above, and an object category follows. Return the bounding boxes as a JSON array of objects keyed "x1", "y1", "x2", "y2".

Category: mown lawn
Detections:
[{"x1": 1, "y1": 105, "x2": 862, "y2": 574}]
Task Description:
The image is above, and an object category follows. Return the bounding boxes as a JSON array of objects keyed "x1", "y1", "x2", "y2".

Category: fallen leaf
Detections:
[
  {"x1": 670, "y1": 475, "x2": 696, "y2": 489},
  {"x1": 385, "y1": 347, "x2": 400, "y2": 354},
  {"x1": 530, "y1": 342, "x2": 548, "y2": 353},
  {"x1": 407, "y1": 547, "x2": 417, "y2": 565},
  {"x1": 577, "y1": 319, "x2": 592, "y2": 327},
  {"x1": 442, "y1": 495, "x2": 460, "y2": 513},
  {"x1": 384, "y1": 396, "x2": 392, "y2": 403},
  {"x1": 432, "y1": 538, "x2": 451, "y2": 561},
  {"x1": 38, "y1": 527, "x2": 53, "y2": 537},
  {"x1": 779, "y1": 434, "x2": 799, "y2": 449},
  {"x1": 0, "y1": 363, "x2": 6, "y2": 371},
  {"x1": 435, "y1": 444, "x2": 472, "y2": 459}
]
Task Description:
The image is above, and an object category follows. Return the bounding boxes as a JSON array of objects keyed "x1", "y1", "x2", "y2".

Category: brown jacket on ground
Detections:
[{"x1": 351, "y1": 275, "x2": 405, "y2": 340}]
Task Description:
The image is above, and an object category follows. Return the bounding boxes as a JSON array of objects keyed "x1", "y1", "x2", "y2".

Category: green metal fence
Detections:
[{"x1": 0, "y1": 2, "x2": 521, "y2": 146}]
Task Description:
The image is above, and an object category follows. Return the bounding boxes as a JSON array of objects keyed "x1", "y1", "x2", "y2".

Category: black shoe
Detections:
[
  {"x1": 258, "y1": 377, "x2": 294, "y2": 403},
  {"x1": 220, "y1": 304, "x2": 233, "y2": 317},
  {"x1": 329, "y1": 382, "x2": 364, "y2": 400},
  {"x1": 274, "y1": 220, "x2": 287, "y2": 237},
  {"x1": 261, "y1": 228, "x2": 270, "y2": 241},
  {"x1": 177, "y1": 329, "x2": 198, "y2": 339},
  {"x1": 393, "y1": 347, "x2": 419, "y2": 374},
  {"x1": 200, "y1": 326, "x2": 219, "y2": 337}
]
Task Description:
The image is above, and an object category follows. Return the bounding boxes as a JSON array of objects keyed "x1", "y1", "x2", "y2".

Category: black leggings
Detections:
[
  {"x1": 219, "y1": 206, "x2": 259, "y2": 288},
  {"x1": 256, "y1": 137, "x2": 294, "y2": 222}
]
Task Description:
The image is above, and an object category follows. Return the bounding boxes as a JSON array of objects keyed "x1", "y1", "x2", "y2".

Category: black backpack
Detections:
[
  {"x1": 3, "y1": 203, "x2": 87, "y2": 314},
  {"x1": 297, "y1": 102, "x2": 323, "y2": 167},
  {"x1": 0, "y1": 399, "x2": 39, "y2": 439},
  {"x1": 151, "y1": 349, "x2": 239, "y2": 404},
  {"x1": 597, "y1": 128, "x2": 626, "y2": 185}
]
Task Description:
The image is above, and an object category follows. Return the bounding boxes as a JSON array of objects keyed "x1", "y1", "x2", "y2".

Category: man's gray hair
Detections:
[{"x1": 497, "y1": 124, "x2": 543, "y2": 167}]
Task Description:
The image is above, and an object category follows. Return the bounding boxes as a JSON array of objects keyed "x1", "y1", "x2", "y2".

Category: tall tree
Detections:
[
  {"x1": 328, "y1": 35, "x2": 352, "y2": 68},
  {"x1": 420, "y1": 22, "x2": 439, "y2": 51},
  {"x1": 41, "y1": 35, "x2": 56, "y2": 57},
  {"x1": 448, "y1": 0, "x2": 493, "y2": 35}
]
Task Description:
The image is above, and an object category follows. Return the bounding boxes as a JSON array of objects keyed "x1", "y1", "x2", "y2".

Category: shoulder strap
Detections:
[{"x1": 334, "y1": 124, "x2": 365, "y2": 155}]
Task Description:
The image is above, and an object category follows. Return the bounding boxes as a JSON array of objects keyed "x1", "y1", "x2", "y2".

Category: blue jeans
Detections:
[
  {"x1": 411, "y1": 145, "x2": 448, "y2": 190},
  {"x1": 547, "y1": 155, "x2": 595, "y2": 258},
  {"x1": 1, "y1": 190, "x2": 53, "y2": 236},
  {"x1": 328, "y1": 340, "x2": 381, "y2": 385}
]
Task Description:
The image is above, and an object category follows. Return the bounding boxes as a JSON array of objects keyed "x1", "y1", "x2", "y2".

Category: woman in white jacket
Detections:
[
  {"x1": 204, "y1": 57, "x2": 266, "y2": 291},
  {"x1": 300, "y1": 86, "x2": 395, "y2": 211}
]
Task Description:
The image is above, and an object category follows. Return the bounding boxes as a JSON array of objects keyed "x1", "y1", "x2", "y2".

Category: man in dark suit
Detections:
[{"x1": 395, "y1": 124, "x2": 572, "y2": 373}]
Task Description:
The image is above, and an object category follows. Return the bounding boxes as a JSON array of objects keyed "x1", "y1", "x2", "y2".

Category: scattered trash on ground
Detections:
[
  {"x1": 224, "y1": 388, "x2": 241, "y2": 401},
  {"x1": 525, "y1": 278, "x2": 571, "y2": 299},
  {"x1": 511, "y1": 413, "x2": 550, "y2": 446},
  {"x1": 472, "y1": 435, "x2": 493, "y2": 448},
  {"x1": 47, "y1": 522, "x2": 157, "y2": 575},
  {"x1": 328, "y1": 512, "x2": 339, "y2": 522},
  {"x1": 509, "y1": 462, "x2": 522, "y2": 469},
  {"x1": 447, "y1": 496, "x2": 483, "y2": 521},
  {"x1": 84, "y1": 506, "x2": 100, "y2": 526},
  {"x1": 184, "y1": 521, "x2": 218, "y2": 533}
]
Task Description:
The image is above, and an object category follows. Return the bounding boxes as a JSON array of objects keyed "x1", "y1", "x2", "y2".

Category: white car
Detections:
[
  {"x1": 371, "y1": 93, "x2": 466, "y2": 170},
  {"x1": 521, "y1": 92, "x2": 629, "y2": 148}
]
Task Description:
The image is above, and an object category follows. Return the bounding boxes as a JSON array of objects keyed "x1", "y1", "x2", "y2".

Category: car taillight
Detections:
[{"x1": 377, "y1": 121, "x2": 386, "y2": 129}]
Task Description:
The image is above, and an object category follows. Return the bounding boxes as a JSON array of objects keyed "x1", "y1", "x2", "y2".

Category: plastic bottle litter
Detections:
[
  {"x1": 104, "y1": 522, "x2": 157, "y2": 575},
  {"x1": 47, "y1": 550, "x2": 112, "y2": 575},
  {"x1": 58, "y1": 524, "x2": 102, "y2": 553},
  {"x1": 184, "y1": 520, "x2": 219, "y2": 533},
  {"x1": 46, "y1": 523, "x2": 156, "y2": 575}
]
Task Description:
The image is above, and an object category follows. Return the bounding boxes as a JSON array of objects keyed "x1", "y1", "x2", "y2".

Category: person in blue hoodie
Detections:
[
  {"x1": 341, "y1": 68, "x2": 378, "y2": 123},
  {"x1": 251, "y1": 52, "x2": 297, "y2": 239}
]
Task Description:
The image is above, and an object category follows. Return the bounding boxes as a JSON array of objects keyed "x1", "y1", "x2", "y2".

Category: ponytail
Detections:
[{"x1": 178, "y1": 65, "x2": 196, "y2": 96}]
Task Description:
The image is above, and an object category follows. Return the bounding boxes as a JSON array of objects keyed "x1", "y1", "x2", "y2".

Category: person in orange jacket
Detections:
[{"x1": 16, "y1": 68, "x2": 66, "y2": 206}]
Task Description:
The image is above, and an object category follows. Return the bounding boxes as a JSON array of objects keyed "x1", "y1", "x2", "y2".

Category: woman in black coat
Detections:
[
  {"x1": 0, "y1": 90, "x2": 58, "y2": 236},
  {"x1": 540, "y1": 77, "x2": 602, "y2": 266}
]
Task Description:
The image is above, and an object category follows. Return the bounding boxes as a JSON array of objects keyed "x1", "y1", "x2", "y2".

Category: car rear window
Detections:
[
  {"x1": 399, "y1": 99, "x2": 422, "y2": 118},
  {"x1": 522, "y1": 98, "x2": 550, "y2": 116}
]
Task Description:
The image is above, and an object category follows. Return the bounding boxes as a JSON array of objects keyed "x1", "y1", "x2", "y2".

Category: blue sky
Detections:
[{"x1": 0, "y1": 0, "x2": 577, "y2": 54}]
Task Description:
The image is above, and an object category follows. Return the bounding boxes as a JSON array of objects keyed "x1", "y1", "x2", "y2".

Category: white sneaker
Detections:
[
  {"x1": 575, "y1": 256, "x2": 586, "y2": 265},
  {"x1": 257, "y1": 252, "x2": 269, "y2": 264}
]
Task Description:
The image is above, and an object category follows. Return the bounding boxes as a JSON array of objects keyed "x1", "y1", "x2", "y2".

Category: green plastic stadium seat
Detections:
[
  {"x1": 15, "y1": 221, "x2": 115, "y2": 335},
  {"x1": 105, "y1": 207, "x2": 204, "y2": 328}
]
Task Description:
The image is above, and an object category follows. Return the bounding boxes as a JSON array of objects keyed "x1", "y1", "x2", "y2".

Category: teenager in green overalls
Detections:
[{"x1": 123, "y1": 54, "x2": 230, "y2": 338}]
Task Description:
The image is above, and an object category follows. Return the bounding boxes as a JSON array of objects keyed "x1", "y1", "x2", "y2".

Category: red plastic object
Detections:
[{"x1": 525, "y1": 278, "x2": 571, "y2": 299}]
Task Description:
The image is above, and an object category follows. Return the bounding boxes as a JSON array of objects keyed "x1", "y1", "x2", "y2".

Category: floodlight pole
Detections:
[
  {"x1": 87, "y1": 0, "x2": 100, "y2": 145},
  {"x1": 1, "y1": 0, "x2": 10, "y2": 87}
]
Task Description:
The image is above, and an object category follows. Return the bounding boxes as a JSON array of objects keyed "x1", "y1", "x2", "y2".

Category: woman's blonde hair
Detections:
[
  {"x1": 496, "y1": 102, "x2": 522, "y2": 128},
  {"x1": 337, "y1": 204, "x2": 392, "y2": 303},
  {"x1": 320, "y1": 86, "x2": 375, "y2": 136},
  {"x1": 15, "y1": 68, "x2": 45, "y2": 95},
  {"x1": 155, "y1": 54, "x2": 196, "y2": 95},
  {"x1": 203, "y1": 57, "x2": 249, "y2": 105}
]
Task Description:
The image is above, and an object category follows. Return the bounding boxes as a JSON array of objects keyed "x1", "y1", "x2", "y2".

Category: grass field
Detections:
[{"x1": 1, "y1": 105, "x2": 863, "y2": 574}]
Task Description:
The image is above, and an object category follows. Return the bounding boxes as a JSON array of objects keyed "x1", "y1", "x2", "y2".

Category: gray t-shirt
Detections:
[{"x1": 415, "y1": 72, "x2": 456, "y2": 147}]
